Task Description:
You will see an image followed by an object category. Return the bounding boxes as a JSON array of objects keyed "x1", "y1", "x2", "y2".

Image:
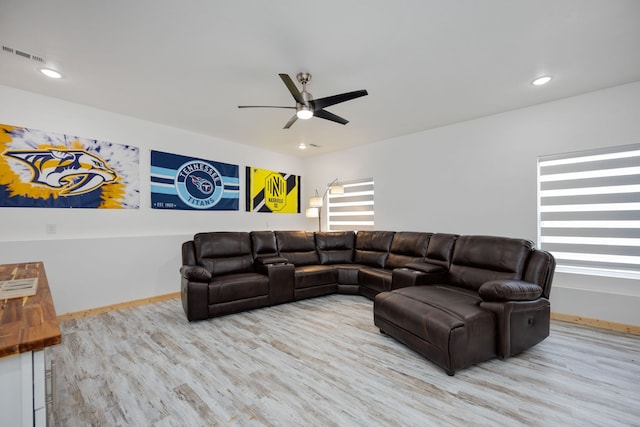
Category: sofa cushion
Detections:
[
  {"x1": 376, "y1": 285, "x2": 486, "y2": 343},
  {"x1": 385, "y1": 232, "x2": 432, "y2": 269},
  {"x1": 447, "y1": 235, "x2": 534, "y2": 291},
  {"x1": 336, "y1": 264, "x2": 361, "y2": 285},
  {"x1": 359, "y1": 266, "x2": 392, "y2": 293},
  {"x1": 294, "y1": 265, "x2": 338, "y2": 289},
  {"x1": 424, "y1": 233, "x2": 458, "y2": 268},
  {"x1": 194, "y1": 232, "x2": 254, "y2": 275},
  {"x1": 374, "y1": 285, "x2": 496, "y2": 373},
  {"x1": 208, "y1": 273, "x2": 270, "y2": 304},
  {"x1": 353, "y1": 231, "x2": 395, "y2": 267},
  {"x1": 276, "y1": 231, "x2": 320, "y2": 266},
  {"x1": 316, "y1": 231, "x2": 355, "y2": 264},
  {"x1": 251, "y1": 231, "x2": 279, "y2": 259}
]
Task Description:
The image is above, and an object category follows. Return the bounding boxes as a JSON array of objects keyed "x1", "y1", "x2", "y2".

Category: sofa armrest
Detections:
[
  {"x1": 180, "y1": 265, "x2": 212, "y2": 282},
  {"x1": 479, "y1": 280, "x2": 543, "y2": 302},
  {"x1": 254, "y1": 256, "x2": 289, "y2": 267},
  {"x1": 480, "y1": 299, "x2": 550, "y2": 358},
  {"x1": 391, "y1": 262, "x2": 448, "y2": 289},
  {"x1": 181, "y1": 277, "x2": 209, "y2": 321},
  {"x1": 263, "y1": 263, "x2": 295, "y2": 305},
  {"x1": 254, "y1": 261, "x2": 295, "y2": 304},
  {"x1": 405, "y1": 262, "x2": 447, "y2": 274}
]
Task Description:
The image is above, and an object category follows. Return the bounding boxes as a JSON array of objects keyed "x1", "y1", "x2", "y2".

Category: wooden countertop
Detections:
[{"x1": 0, "y1": 262, "x2": 62, "y2": 358}]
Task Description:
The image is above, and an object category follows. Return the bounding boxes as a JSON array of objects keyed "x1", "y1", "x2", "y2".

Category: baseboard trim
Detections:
[
  {"x1": 57, "y1": 292, "x2": 180, "y2": 322},
  {"x1": 551, "y1": 312, "x2": 640, "y2": 335},
  {"x1": 57, "y1": 294, "x2": 639, "y2": 336}
]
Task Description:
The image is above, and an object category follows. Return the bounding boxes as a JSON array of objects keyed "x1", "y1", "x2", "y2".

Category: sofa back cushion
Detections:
[
  {"x1": 424, "y1": 233, "x2": 458, "y2": 268},
  {"x1": 353, "y1": 231, "x2": 395, "y2": 267},
  {"x1": 250, "y1": 231, "x2": 278, "y2": 259},
  {"x1": 275, "y1": 231, "x2": 320, "y2": 266},
  {"x1": 315, "y1": 231, "x2": 356, "y2": 264},
  {"x1": 385, "y1": 232, "x2": 432, "y2": 269},
  {"x1": 448, "y1": 235, "x2": 534, "y2": 291},
  {"x1": 194, "y1": 232, "x2": 254, "y2": 276}
]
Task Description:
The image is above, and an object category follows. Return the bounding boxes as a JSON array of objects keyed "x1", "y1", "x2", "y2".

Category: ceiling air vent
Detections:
[{"x1": 2, "y1": 44, "x2": 46, "y2": 63}]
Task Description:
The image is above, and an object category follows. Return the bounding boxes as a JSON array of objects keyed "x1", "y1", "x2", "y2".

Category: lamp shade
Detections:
[
  {"x1": 329, "y1": 185, "x2": 344, "y2": 195},
  {"x1": 309, "y1": 196, "x2": 323, "y2": 207},
  {"x1": 305, "y1": 207, "x2": 319, "y2": 218}
]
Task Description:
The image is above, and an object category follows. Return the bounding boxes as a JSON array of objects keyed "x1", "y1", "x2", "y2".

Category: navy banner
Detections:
[{"x1": 150, "y1": 150, "x2": 239, "y2": 210}]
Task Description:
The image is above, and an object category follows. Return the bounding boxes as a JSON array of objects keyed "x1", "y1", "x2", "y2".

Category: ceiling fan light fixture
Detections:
[{"x1": 296, "y1": 106, "x2": 313, "y2": 120}]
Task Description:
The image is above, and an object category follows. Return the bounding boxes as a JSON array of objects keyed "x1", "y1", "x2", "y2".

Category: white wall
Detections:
[
  {"x1": 3, "y1": 82, "x2": 639, "y2": 326},
  {"x1": 303, "y1": 81, "x2": 640, "y2": 326},
  {"x1": 0, "y1": 85, "x2": 307, "y2": 314}
]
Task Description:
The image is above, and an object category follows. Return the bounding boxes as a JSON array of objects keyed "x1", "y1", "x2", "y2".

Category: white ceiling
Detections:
[{"x1": 1, "y1": 1, "x2": 639, "y2": 158}]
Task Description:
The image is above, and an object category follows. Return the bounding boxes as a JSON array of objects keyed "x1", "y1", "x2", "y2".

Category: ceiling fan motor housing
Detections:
[{"x1": 296, "y1": 72, "x2": 311, "y2": 85}]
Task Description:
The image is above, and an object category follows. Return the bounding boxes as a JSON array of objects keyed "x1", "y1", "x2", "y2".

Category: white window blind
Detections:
[
  {"x1": 537, "y1": 143, "x2": 640, "y2": 279},
  {"x1": 327, "y1": 178, "x2": 374, "y2": 231}
]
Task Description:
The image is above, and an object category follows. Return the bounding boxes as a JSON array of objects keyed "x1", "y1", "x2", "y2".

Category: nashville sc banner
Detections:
[
  {"x1": 246, "y1": 166, "x2": 300, "y2": 213},
  {"x1": 150, "y1": 150, "x2": 239, "y2": 210},
  {"x1": 0, "y1": 122, "x2": 139, "y2": 209}
]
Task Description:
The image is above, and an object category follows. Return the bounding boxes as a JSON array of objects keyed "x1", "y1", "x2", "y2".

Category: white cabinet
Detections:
[
  {"x1": 34, "y1": 350, "x2": 47, "y2": 426},
  {"x1": 0, "y1": 263, "x2": 60, "y2": 426},
  {"x1": 0, "y1": 349, "x2": 50, "y2": 427}
]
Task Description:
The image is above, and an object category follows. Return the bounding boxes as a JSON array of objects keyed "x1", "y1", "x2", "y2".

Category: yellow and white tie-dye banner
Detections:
[
  {"x1": 246, "y1": 166, "x2": 300, "y2": 213},
  {"x1": 0, "y1": 123, "x2": 139, "y2": 208}
]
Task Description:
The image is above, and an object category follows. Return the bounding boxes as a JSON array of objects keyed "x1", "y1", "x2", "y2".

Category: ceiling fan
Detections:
[{"x1": 238, "y1": 72, "x2": 368, "y2": 129}]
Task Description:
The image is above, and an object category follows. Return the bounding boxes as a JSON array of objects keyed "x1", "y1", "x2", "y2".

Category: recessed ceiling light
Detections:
[
  {"x1": 39, "y1": 68, "x2": 62, "y2": 79},
  {"x1": 298, "y1": 142, "x2": 307, "y2": 150},
  {"x1": 532, "y1": 76, "x2": 552, "y2": 86}
]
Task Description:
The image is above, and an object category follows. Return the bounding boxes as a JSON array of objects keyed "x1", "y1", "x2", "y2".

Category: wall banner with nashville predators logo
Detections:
[
  {"x1": 246, "y1": 166, "x2": 300, "y2": 213},
  {"x1": 0, "y1": 123, "x2": 139, "y2": 209}
]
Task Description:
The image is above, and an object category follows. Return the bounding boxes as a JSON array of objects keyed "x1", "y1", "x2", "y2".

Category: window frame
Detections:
[
  {"x1": 327, "y1": 177, "x2": 374, "y2": 232},
  {"x1": 537, "y1": 144, "x2": 640, "y2": 280}
]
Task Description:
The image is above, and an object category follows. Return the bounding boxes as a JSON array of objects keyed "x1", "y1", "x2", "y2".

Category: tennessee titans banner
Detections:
[
  {"x1": 0, "y1": 123, "x2": 139, "y2": 208},
  {"x1": 150, "y1": 150, "x2": 239, "y2": 210},
  {"x1": 246, "y1": 166, "x2": 300, "y2": 213}
]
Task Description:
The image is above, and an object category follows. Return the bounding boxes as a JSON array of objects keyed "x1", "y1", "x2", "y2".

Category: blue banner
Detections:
[{"x1": 150, "y1": 150, "x2": 239, "y2": 210}]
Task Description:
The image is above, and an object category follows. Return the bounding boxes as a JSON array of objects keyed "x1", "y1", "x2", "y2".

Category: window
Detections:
[
  {"x1": 327, "y1": 178, "x2": 374, "y2": 231},
  {"x1": 537, "y1": 144, "x2": 640, "y2": 279}
]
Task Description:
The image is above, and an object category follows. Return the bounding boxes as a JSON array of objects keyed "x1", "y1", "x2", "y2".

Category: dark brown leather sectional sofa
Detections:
[{"x1": 180, "y1": 230, "x2": 555, "y2": 375}]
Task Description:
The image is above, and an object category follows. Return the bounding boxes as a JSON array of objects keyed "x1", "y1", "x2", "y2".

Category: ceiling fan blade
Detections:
[
  {"x1": 279, "y1": 74, "x2": 305, "y2": 105},
  {"x1": 238, "y1": 105, "x2": 295, "y2": 110},
  {"x1": 314, "y1": 109, "x2": 349, "y2": 125},
  {"x1": 310, "y1": 90, "x2": 368, "y2": 111},
  {"x1": 283, "y1": 114, "x2": 298, "y2": 129}
]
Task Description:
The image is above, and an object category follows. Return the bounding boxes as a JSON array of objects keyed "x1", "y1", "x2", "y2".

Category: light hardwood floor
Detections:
[{"x1": 47, "y1": 295, "x2": 640, "y2": 426}]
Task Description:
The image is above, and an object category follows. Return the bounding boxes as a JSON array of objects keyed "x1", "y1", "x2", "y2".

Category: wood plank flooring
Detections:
[{"x1": 47, "y1": 295, "x2": 640, "y2": 426}]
